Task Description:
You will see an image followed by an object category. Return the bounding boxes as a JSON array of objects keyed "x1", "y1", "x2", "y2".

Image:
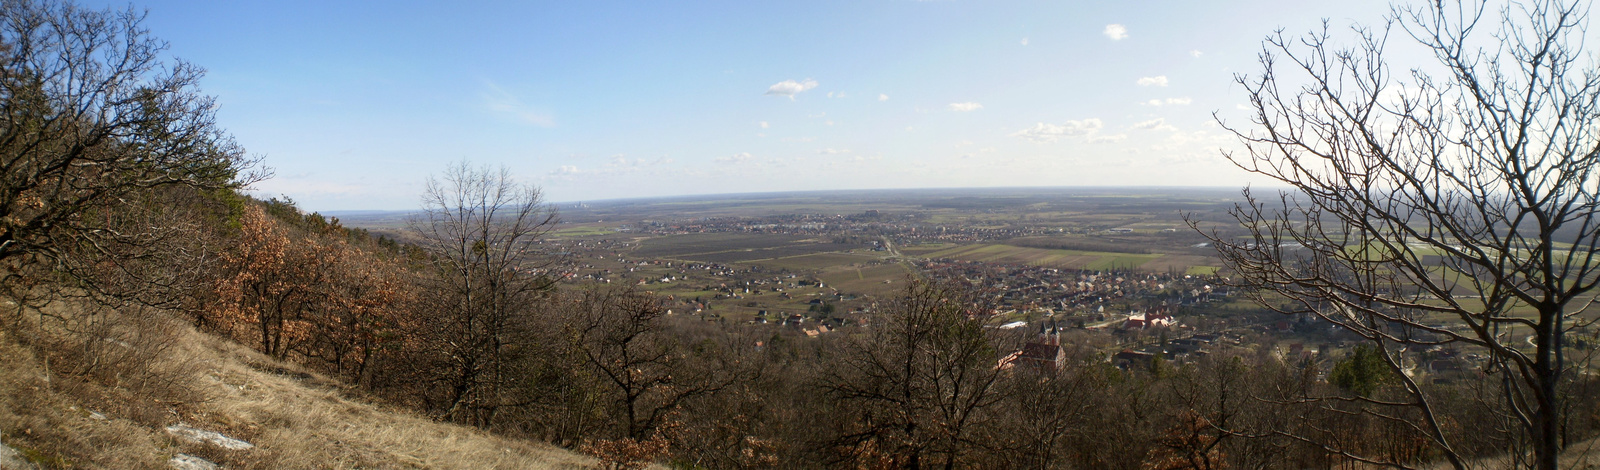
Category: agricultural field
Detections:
[
  {"x1": 634, "y1": 233, "x2": 861, "y2": 264},
  {"x1": 918, "y1": 243, "x2": 1218, "y2": 273},
  {"x1": 817, "y1": 263, "x2": 917, "y2": 296},
  {"x1": 338, "y1": 188, "x2": 1243, "y2": 316},
  {"x1": 748, "y1": 252, "x2": 884, "y2": 271}
]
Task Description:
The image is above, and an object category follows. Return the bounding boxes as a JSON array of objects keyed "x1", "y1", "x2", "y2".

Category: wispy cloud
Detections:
[
  {"x1": 1020, "y1": 37, "x2": 1029, "y2": 46},
  {"x1": 1142, "y1": 97, "x2": 1192, "y2": 106},
  {"x1": 1132, "y1": 117, "x2": 1178, "y2": 132},
  {"x1": 546, "y1": 156, "x2": 678, "y2": 180},
  {"x1": 716, "y1": 152, "x2": 755, "y2": 163},
  {"x1": 1137, "y1": 76, "x2": 1169, "y2": 87},
  {"x1": 759, "y1": 121, "x2": 769, "y2": 128},
  {"x1": 948, "y1": 102, "x2": 983, "y2": 112},
  {"x1": 1010, "y1": 118, "x2": 1104, "y2": 143},
  {"x1": 544, "y1": 165, "x2": 586, "y2": 180},
  {"x1": 482, "y1": 80, "x2": 555, "y2": 127},
  {"x1": 879, "y1": 93, "x2": 889, "y2": 101},
  {"x1": 765, "y1": 79, "x2": 818, "y2": 99},
  {"x1": 1190, "y1": 50, "x2": 1203, "y2": 58},
  {"x1": 1087, "y1": 134, "x2": 1128, "y2": 144},
  {"x1": 1104, "y1": 24, "x2": 1128, "y2": 40}
]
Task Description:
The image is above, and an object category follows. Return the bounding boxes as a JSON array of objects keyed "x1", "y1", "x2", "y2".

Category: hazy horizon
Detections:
[
  {"x1": 311, "y1": 185, "x2": 1261, "y2": 215},
  {"x1": 76, "y1": 0, "x2": 1409, "y2": 211}
]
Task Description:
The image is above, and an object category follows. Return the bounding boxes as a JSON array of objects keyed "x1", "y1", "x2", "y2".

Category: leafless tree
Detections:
[
  {"x1": 559, "y1": 286, "x2": 749, "y2": 441},
  {"x1": 409, "y1": 162, "x2": 558, "y2": 426},
  {"x1": 0, "y1": 0, "x2": 263, "y2": 300},
  {"x1": 822, "y1": 279, "x2": 1009, "y2": 469},
  {"x1": 1197, "y1": 1, "x2": 1600, "y2": 468}
]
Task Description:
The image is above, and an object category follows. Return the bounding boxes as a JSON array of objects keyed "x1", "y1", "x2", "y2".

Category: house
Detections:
[{"x1": 1123, "y1": 312, "x2": 1175, "y2": 330}]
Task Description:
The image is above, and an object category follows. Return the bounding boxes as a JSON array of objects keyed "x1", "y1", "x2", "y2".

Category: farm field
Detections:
[
  {"x1": 548, "y1": 224, "x2": 616, "y2": 238},
  {"x1": 740, "y1": 252, "x2": 884, "y2": 271},
  {"x1": 922, "y1": 243, "x2": 1186, "y2": 271},
  {"x1": 338, "y1": 188, "x2": 1241, "y2": 312},
  {"x1": 818, "y1": 263, "x2": 917, "y2": 297},
  {"x1": 635, "y1": 233, "x2": 860, "y2": 264}
]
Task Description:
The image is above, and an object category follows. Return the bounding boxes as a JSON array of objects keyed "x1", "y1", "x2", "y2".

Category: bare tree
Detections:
[
  {"x1": 0, "y1": 0, "x2": 263, "y2": 293},
  {"x1": 822, "y1": 279, "x2": 1009, "y2": 470},
  {"x1": 1198, "y1": 1, "x2": 1600, "y2": 468},
  {"x1": 409, "y1": 162, "x2": 558, "y2": 426}
]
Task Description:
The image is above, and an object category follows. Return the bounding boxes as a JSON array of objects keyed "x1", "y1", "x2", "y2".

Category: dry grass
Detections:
[{"x1": 0, "y1": 297, "x2": 598, "y2": 469}]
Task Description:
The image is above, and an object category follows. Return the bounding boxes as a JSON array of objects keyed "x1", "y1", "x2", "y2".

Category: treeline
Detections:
[
  {"x1": 11, "y1": 113, "x2": 1600, "y2": 468},
  {"x1": 149, "y1": 184, "x2": 1600, "y2": 468},
  {"x1": 5, "y1": 1, "x2": 1600, "y2": 466}
]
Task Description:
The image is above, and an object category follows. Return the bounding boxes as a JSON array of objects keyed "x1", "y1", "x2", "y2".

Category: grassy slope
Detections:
[{"x1": 0, "y1": 302, "x2": 596, "y2": 469}]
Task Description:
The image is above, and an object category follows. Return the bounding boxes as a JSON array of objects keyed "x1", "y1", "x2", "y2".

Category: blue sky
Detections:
[{"x1": 84, "y1": 0, "x2": 1399, "y2": 211}]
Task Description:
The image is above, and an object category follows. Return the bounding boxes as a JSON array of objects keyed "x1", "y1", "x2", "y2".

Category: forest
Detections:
[{"x1": 5, "y1": 0, "x2": 1600, "y2": 468}]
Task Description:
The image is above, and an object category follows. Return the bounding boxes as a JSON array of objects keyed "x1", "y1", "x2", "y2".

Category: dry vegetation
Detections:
[{"x1": 0, "y1": 298, "x2": 597, "y2": 469}]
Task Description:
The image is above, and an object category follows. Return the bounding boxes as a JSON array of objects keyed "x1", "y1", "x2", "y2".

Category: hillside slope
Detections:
[{"x1": 0, "y1": 299, "x2": 597, "y2": 469}]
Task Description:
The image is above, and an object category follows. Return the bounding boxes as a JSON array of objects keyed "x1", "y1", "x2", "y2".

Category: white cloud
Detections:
[
  {"x1": 879, "y1": 93, "x2": 889, "y2": 101},
  {"x1": 716, "y1": 152, "x2": 754, "y2": 163},
  {"x1": 1020, "y1": 37, "x2": 1029, "y2": 46},
  {"x1": 1088, "y1": 134, "x2": 1128, "y2": 144},
  {"x1": 948, "y1": 102, "x2": 983, "y2": 112},
  {"x1": 1137, "y1": 76, "x2": 1169, "y2": 87},
  {"x1": 1143, "y1": 97, "x2": 1192, "y2": 107},
  {"x1": 765, "y1": 79, "x2": 819, "y2": 99},
  {"x1": 818, "y1": 148, "x2": 851, "y2": 155},
  {"x1": 546, "y1": 156, "x2": 679, "y2": 180},
  {"x1": 1104, "y1": 24, "x2": 1128, "y2": 41},
  {"x1": 482, "y1": 81, "x2": 555, "y2": 127},
  {"x1": 827, "y1": 91, "x2": 848, "y2": 98},
  {"x1": 759, "y1": 121, "x2": 769, "y2": 128},
  {"x1": 1010, "y1": 119, "x2": 1104, "y2": 143},
  {"x1": 1132, "y1": 118, "x2": 1178, "y2": 132},
  {"x1": 1190, "y1": 50, "x2": 1203, "y2": 58},
  {"x1": 825, "y1": 120, "x2": 835, "y2": 126}
]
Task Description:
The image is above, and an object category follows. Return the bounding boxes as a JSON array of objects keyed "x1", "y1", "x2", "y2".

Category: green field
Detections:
[
  {"x1": 920, "y1": 243, "x2": 1169, "y2": 270},
  {"x1": 898, "y1": 242, "x2": 955, "y2": 255},
  {"x1": 549, "y1": 226, "x2": 616, "y2": 237},
  {"x1": 819, "y1": 263, "x2": 916, "y2": 296},
  {"x1": 740, "y1": 252, "x2": 883, "y2": 270}
]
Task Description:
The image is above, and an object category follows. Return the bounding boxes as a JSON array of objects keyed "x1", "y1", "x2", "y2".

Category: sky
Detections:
[{"x1": 80, "y1": 0, "x2": 1403, "y2": 211}]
